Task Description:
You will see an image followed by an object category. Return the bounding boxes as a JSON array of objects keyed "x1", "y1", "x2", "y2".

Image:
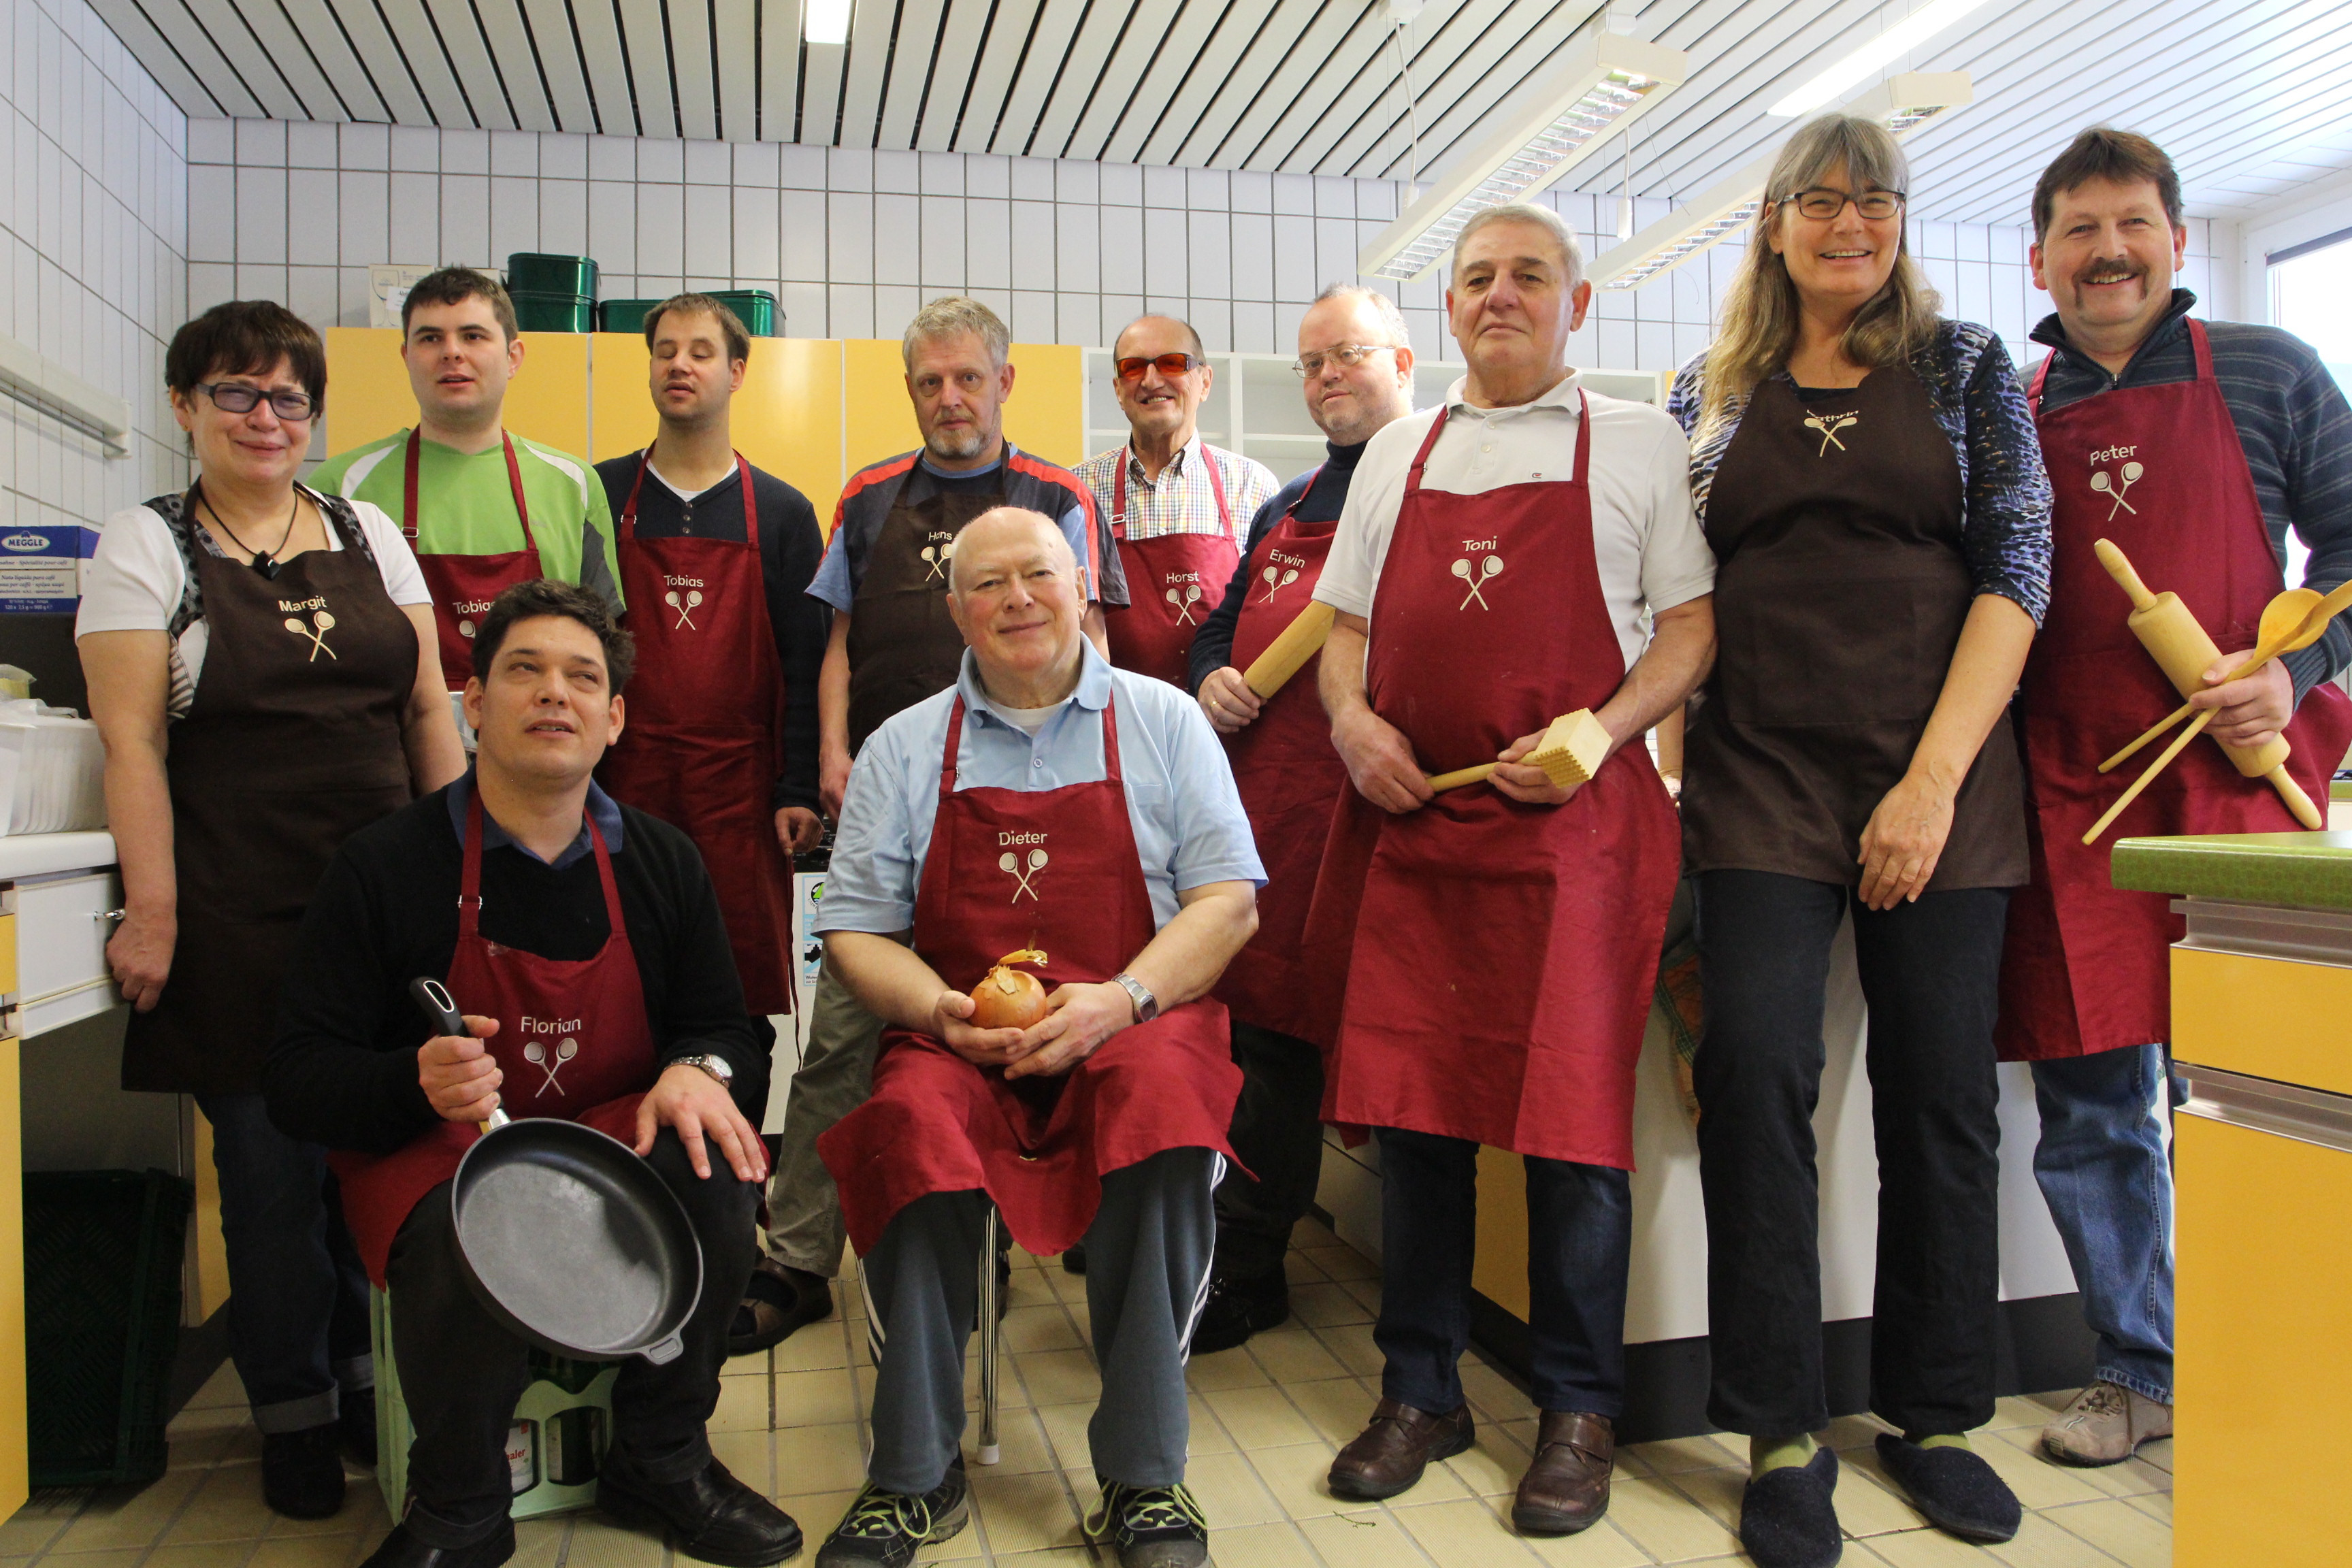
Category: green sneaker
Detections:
[
  {"x1": 813, "y1": 1461, "x2": 968, "y2": 1568},
  {"x1": 1082, "y1": 1480, "x2": 1208, "y2": 1568}
]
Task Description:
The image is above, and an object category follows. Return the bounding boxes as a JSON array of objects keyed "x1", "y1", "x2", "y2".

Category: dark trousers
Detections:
[
  {"x1": 385, "y1": 1128, "x2": 758, "y2": 1547},
  {"x1": 1212, "y1": 1021, "x2": 1327, "y2": 1281},
  {"x1": 1692, "y1": 870, "x2": 2007, "y2": 1439},
  {"x1": 196, "y1": 1092, "x2": 373, "y2": 1433},
  {"x1": 1373, "y1": 1126, "x2": 1631, "y2": 1416}
]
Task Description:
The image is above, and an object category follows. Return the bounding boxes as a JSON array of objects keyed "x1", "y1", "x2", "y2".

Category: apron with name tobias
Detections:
[
  {"x1": 597, "y1": 453, "x2": 798, "y2": 1015},
  {"x1": 817, "y1": 693, "x2": 1241, "y2": 1257},
  {"x1": 847, "y1": 465, "x2": 1009, "y2": 751},
  {"x1": 1215, "y1": 468, "x2": 1348, "y2": 1044},
  {"x1": 404, "y1": 429, "x2": 542, "y2": 691},
  {"x1": 1305, "y1": 401, "x2": 1680, "y2": 1167},
  {"x1": 1105, "y1": 453, "x2": 1241, "y2": 687},
  {"x1": 1999, "y1": 320, "x2": 2352, "y2": 1060},
  {"x1": 330, "y1": 790, "x2": 657, "y2": 1284}
]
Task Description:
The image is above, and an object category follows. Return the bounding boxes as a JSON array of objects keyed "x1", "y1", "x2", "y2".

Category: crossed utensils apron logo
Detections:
[
  {"x1": 665, "y1": 585, "x2": 704, "y2": 629},
  {"x1": 1165, "y1": 579, "x2": 1205, "y2": 625},
  {"x1": 1804, "y1": 409, "x2": 1860, "y2": 456},
  {"x1": 520, "y1": 1018, "x2": 582, "y2": 1094},
  {"x1": 281, "y1": 602, "x2": 339, "y2": 660},
  {"x1": 1452, "y1": 549, "x2": 1504, "y2": 610},
  {"x1": 453, "y1": 599, "x2": 494, "y2": 641},
  {"x1": 998, "y1": 836, "x2": 1049, "y2": 902},
  {"x1": 1257, "y1": 559, "x2": 1303, "y2": 604},
  {"x1": 920, "y1": 535, "x2": 958, "y2": 583},
  {"x1": 2090, "y1": 447, "x2": 2146, "y2": 519}
]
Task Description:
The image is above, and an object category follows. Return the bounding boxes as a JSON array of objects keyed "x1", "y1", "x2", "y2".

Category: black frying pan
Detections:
[{"x1": 410, "y1": 978, "x2": 704, "y2": 1365}]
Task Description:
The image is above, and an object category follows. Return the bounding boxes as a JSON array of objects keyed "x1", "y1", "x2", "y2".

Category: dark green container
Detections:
[
  {"x1": 511, "y1": 291, "x2": 595, "y2": 333},
  {"x1": 506, "y1": 252, "x2": 599, "y2": 298},
  {"x1": 710, "y1": 289, "x2": 779, "y2": 337},
  {"x1": 598, "y1": 298, "x2": 665, "y2": 336}
]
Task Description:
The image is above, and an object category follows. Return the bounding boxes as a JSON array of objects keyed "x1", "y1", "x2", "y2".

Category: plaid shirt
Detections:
[{"x1": 1072, "y1": 438, "x2": 1279, "y2": 547}]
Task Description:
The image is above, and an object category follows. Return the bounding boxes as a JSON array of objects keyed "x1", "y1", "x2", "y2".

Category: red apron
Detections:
[
  {"x1": 331, "y1": 789, "x2": 657, "y2": 1284},
  {"x1": 596, "y1": 453, "x2": 798, "y2": 1015},
  {"x1": 816, "y1": 693, "x2": 1241, "y2": 1256},
  {"x1": 1105, "y1": 451, "x2": 1241, "y2": 687},
  {"x1": 2000, "y1": 319, "x2": 2352, "y2": 1060},
  {"x1": 1305, "y1": 402, "x2": 1680, "y2": 1167},
  {"x1": 405, "y1": 429, "x2": 542, "y2": 691},
  {"x1": 1215, "y1": 469, "x2": 1348, "y2": 1043}
]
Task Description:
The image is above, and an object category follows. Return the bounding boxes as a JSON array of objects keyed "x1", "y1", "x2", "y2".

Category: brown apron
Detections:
[
  {"x1": 845, "y1": 468, "x2": 1007, "y2": 751},
  {"x1": 125, "y1": 493, "x2": 418, "y2": 1094},
  {"x1": 1681, "y1": 367, "x2": 2027, "y2": 889}
]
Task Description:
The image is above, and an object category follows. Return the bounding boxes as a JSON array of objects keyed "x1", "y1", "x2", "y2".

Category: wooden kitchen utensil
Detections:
[
  {"x1": 2101, "y1": 576, "x2": 2352, "y2": 770},
  {"x1": 1242, "y1": 601, "x2": 1337, "y2": 698},
  {"x1": 1427, "y1": 709, "x2": 1612, "y2": 793}
]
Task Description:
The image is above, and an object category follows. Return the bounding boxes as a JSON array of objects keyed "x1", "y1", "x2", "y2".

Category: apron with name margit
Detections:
[
  {"x1": 404, "y1": 429, "x2": 542, "y2": 691},
  {"x1": 1105, "y1": 453, "x2": 1241, "y2": 687},
  {"x1": 817, "y1": 694, "x2": 1241, "y2": 1257},
  {"x1": 330, "y1": 791, "x2": 657, "y2": 1284}
]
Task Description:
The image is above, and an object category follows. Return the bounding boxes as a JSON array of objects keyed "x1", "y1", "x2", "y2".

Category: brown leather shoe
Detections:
[
  {"x1": 1512, "y1": 1411, "x2": 1614, "y2": 1535},
  {"x1": 1327, "y1": 1399, "x2": 1475, "y2": 1501}
]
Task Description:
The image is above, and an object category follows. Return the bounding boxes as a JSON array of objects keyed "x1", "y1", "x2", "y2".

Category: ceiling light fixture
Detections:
[
  {"x1": 1767, "y1": 0, "x2": 1995, "y2": 118},
  {"x1": 804, "y1": 0, "x2": 853, "y2": 46}
]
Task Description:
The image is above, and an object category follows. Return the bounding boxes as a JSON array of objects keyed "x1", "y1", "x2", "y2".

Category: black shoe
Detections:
[
  {"x1": 359, "y1": 1521, "x2": 514, "y2": 1568},
  {"x1": 1060, "y1": 1242, "x2": 1087, "y2": 1275},
  {"x1": 1738, "y1": 1446, "x2": 1840, "y2": 1568},
  {"x1": 263, "y1": 1422, "x2": 346, "y2": 1520},
  {"x1": 340, "y1": 1386, "x2": 379, "y2": 1468},
  {"x1": 1188, "y1": 1269, "x2": 1289, "y2": 1355},
  {"x1": 731, "y1": 1258, "x2": 836, "y2": 1356},
  {"x1": 1873, "y1": 1435, "x2": 2020, "y2": 1544},
  {"x1": 1082, "y1": 1480, "x2": 1208, "y2": 1568},
  {"x1": 598, "y1": 1450, "x2": 803, "y2": 1566},
  {"x1": 814, "y1": 1461, "x2": 969, "y2": 1568}
]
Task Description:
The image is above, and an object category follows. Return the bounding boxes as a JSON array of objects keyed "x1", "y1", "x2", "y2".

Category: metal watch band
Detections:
[
  {"x1": 674, "y1": 1054, "x2": 734, "y2": 1085},
  {"x1": 1112, "y1": 973, "x2": 1158, "y2": 1024}
]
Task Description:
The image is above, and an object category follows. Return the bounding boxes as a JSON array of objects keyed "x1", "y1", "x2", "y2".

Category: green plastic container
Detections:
[
  {"x1": 598, "y1": 298, "x2": 665, "y2": 336},
  {"x1": 511, "y1": 291, "x2": 595, "y2": 333},
  {"x1": 506, "y1": 252, "x2": 599, "y2": 298},
  {"x1": 711, "y1": 289, "x2": 779, "y2": 337}
]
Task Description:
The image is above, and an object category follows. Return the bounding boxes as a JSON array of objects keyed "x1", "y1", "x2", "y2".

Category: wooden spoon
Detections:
[{"x1": 2100, "y1": 583, "x2": 2341, "y2": 773}]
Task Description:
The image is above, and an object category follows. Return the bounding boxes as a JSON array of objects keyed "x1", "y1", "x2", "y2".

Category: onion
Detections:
[{"x1": 969, "y1": 949, "x2": 1049, "y2": 1030}]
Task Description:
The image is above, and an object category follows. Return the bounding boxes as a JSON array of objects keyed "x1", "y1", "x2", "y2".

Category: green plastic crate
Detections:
[
  {"x1": 506, "y1": 253, "x2": 599, "y2": 298},
  {"x1": 510, "y1": 291, "x2": 595, "y2": 333},
  {"x1": 598, "y1": 298, "x2": 665, "y2": 336}
]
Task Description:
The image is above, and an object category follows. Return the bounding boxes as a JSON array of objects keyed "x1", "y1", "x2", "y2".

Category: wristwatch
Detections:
[
  {"x1": 1111, "y1": 974, "x2": 1159, "y2": 1024},
  {"x1": 672, "y1": 1054, "x2": 735, "y2": 1087}
]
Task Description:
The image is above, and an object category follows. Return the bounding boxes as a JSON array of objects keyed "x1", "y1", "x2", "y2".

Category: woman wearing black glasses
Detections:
[
  {"x1": 77, "y1": 301, "x2": 463, "y2": 1518},
  {"x1": 1667, "y1": 117, "x2": 2051, "y2": 1568}
]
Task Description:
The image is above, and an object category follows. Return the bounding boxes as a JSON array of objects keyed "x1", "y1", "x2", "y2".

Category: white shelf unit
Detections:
[{"x1": 1080, "y1": 351, "x2": 1665, "y2": 485}]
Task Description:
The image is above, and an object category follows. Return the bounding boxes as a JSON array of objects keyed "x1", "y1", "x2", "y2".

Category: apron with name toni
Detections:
[
  {"x1": 404, "y1": 429, "x2": 542, "y2": 691},
  {"x1": 1105, "y1": 453, "x2": 1241, "y2": 687}
]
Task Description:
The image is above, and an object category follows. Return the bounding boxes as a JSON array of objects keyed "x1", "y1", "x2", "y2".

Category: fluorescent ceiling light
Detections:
[
  {"x1": 1767, "y1": 0, "x2": 1995, "y2": 117},
  {"x1": 1588, "y1": 71, "x2": 1972, "y2": 293},
  {"x1": 805, "y1": 0, "x2": 853, "y2": 46},
  {"x1": 1356, "y1": 32, "x2": 1688, "y2": 284}
]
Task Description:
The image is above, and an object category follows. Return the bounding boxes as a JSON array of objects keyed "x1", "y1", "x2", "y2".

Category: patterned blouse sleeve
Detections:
[{"x1": 1950, "y1": 323, "x2": 2055, "y2": 625}]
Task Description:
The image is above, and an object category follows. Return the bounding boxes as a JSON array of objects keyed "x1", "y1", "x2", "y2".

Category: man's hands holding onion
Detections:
[{"x1": 931, "y1": 980, "x2": 1138, "y2": 1079}]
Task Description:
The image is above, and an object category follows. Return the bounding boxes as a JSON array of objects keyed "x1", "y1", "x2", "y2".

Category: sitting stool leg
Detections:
[{"x1": 976, "y1": 1206, "x2": 1002, "y2": 1465}]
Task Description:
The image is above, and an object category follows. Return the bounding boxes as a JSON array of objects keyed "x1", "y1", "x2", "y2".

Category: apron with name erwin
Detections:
[
  {"x1": 1105, "y1": 452, "x2": 1241, "y2": 687},
  {"x1": 404, "y1": 429, "x2": 542, "y2": 691}
]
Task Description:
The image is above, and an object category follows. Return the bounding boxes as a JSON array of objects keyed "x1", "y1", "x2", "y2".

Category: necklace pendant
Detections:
[{"x1": 253, "y1": 552, "x2": 279, "y2": 580}]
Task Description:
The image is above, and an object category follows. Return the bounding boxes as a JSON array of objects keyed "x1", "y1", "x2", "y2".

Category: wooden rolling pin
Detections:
[
  {"x1": 1241, "y1": 601, "x2": 1335, "y2": 698},
  {"x1": 1428, "y1": 708, "x2": 1612, "y2": 792},
  {"x1": 2094, "y1": 539, "x2": 2321, "y2": 830}
]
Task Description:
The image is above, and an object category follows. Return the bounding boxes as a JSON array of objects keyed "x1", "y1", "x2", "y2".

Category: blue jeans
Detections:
[
  {"x1": 2028, "y1": 1045, "x2": 2174, "y2": 1403},
  {"x1": 198, "y1": 1094, "x2": 374, "y2": 1433}
]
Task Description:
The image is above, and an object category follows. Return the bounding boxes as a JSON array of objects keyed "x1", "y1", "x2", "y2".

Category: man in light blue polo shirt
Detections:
[{"x1": 808, "y1": 508, "x2": 1260, "y2": 1568}]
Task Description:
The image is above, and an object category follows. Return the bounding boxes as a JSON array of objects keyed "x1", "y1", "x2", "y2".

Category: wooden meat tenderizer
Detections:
[
  {"x1": 2093, "y1": 539, "x2": 2321, "y2": 830},
  {"x1": 1428, "y1": 709, "x2": 1612, "y2": 793},
  {"x1": 1242, "y1": 601, "x2": 1336, "y2": 699}
]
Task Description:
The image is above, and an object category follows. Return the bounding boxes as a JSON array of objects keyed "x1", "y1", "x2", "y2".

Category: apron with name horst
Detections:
[{"x1": 1105, "y1": 453, "x2": 1241, "y2": 687}]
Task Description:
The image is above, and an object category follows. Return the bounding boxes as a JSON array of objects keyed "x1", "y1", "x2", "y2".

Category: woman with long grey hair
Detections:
[{"x1": 1667, "y1": 115, "x2": 2052, "y2": 1567}]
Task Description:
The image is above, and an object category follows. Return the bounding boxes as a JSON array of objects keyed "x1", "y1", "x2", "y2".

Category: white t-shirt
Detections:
[
  {"x1": 76, "y1": 493, "x2": 431, "y2": 717},
  {"x1": 1314, "y1": 372, "x2": 1716, "y2": 669}
]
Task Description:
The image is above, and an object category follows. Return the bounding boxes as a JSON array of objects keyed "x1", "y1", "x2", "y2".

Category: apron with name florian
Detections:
[
  {"x1": 2000, "y1": 319, "x2": 2352, "y2": 1060},
  {"x1": 404, "y1": 428, "x2": 542, "y2": 691},
  {"x1": 1215, "y1": 467, "x2": 1349, "y2": 1045},
  {"x1": 596, "y1": 453, "x2": 798, "y2": 1015},
  {"x1": 125, "y1": 490, "x2": 417, "y2": 1095},
  {"x1": 1304, "y1": 399, "x2": 1679, "y2": 1168},
  {"x1": 817, "y1": 693, "x2": 1241, "y2": 1257},
  {"x1": 846, "y1": 463, "x2": 1013, "y2": 751},
  {"x1": 331, "y1": 790, "x2": 657, "y2": 1284},
  {"x1": 1105, "y1": 452, "x2": 1241, "y2": 687}
]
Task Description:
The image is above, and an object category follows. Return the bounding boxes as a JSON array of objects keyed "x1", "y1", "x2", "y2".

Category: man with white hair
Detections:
[
  {"x1": 1309, "y1": 203, "x2": 1716, "y2": 1535},
  {"x1": 810, "y1": 506, "x2": 1261, "y2": 1568}
]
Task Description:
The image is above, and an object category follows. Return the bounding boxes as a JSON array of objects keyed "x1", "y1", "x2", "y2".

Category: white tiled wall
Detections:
[{"x1": 2, "y1": 0, "x2": 188, "y2": 530}]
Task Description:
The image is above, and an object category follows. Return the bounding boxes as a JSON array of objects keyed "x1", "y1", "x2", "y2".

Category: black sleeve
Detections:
[
  {"x1": 1188, "y1": 493, "x2": 1286, "y2": 694},
  {"x1": 2276, "y1": 345, "x2": 2352, "y2": 700},
  {"x1": 636, "y1": 813, "x2": 769, "y2": 1111},
  {"x1": 762, "y1": 477, "x2": 832, "y2": 812}
]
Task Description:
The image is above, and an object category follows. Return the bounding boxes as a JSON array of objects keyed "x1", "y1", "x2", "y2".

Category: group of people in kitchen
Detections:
[{"x1": 70, "y1": 113, "x2": 2352, "y2": 1568}]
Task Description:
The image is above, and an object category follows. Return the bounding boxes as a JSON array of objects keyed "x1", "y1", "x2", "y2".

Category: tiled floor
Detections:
[{"x1": 0, "y1": 1221, "x2": 2172, "y2": 1568}]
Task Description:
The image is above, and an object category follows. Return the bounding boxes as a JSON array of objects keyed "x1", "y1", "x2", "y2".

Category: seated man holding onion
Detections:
[
  {"x1": 811, "y1": 506, "x2": 1262, "y2": 1568},
  {"x1": 266, "y1": 579, "x2": 799, "y2": 1568}
]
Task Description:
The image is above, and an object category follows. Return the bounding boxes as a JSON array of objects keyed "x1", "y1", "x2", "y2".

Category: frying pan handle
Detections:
[
  {"x1": 640, "y1": 1333, "x2": 684, "y2": 1365},
  {"x1": 408, "y1": 977, "x2": 508, "y2": 1135}
]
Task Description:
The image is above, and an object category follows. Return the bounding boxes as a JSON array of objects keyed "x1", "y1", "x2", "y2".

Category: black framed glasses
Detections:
[
  {"x1": 1293, "y1": 344, "x2": 1399, "y2": 378},
  {"x1": 1114, "y1": 352, "x2": 1207, "y2": 382},
  {"x1": 1784, "y1": 188, "x2": 1906, "y2": 221},
  {"x1": 194, "y1": 381, "x2": 316, "y2": 420}
]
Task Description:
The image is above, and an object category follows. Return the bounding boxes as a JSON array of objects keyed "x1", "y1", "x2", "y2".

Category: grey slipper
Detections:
[
  {"x1": 1874, "y1": 1435, "x2": 2021, "y2": 1543},
  {"x1": 1738, "y1": 1445, "x2": 1841, "y2": 1568}
]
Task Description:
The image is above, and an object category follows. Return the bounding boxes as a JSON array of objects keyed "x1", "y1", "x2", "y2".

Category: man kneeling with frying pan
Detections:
[{"x1": 267, "y1": 579, "x2": 801, "y2": 1568}]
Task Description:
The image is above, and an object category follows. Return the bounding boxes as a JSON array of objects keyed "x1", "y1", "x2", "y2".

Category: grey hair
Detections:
[
  {"x1": 902, "y1": 295, "x2": 1011, "y2": 372},
  {"x1": 1452, "y1": 203, "x2": 1586, "y2": 289},
  {"x1": 945, "y1": 506, "x2": 1075, "y2": 595},
  {"x1": 1309, "y1": 284, "x2": 1411, "y2": 346}
]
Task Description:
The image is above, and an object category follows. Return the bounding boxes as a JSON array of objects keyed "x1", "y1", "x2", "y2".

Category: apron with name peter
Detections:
[
  {"x1": 125, "y1": 491, "x2": 418, "y2": 1095},
  {"x1": 816, "y1": 693, "x2": 1241, "y2": 1257},
  {"x1": 1680, "y1": 366, "x2": 2027, "y2": 892},
  {"x1": 1304, "y1": 401, "x2": 1680, "y2": 1168},
  {"x1": 1105, "y1": 453, "x2": 1241, "y2": 687},
  {"x1": 847, "y1": 465, "x2": 1011, "y2": 751},
  {"x1": 2000, "y1": 319, "x2": 2352, "y2": 1060},
  {"x1": 1215, "y1": 468, "x2": 1348, "y2": 1045},
  {"x1": 331, "y1": 791, "x2": 657, "y2": 1284},
  {"x1": 596, "y1": 453, "x2": 797, "y2": 1015},
  {"x1": 404, "y1": 429, "x2": 542, "y2": 691}
]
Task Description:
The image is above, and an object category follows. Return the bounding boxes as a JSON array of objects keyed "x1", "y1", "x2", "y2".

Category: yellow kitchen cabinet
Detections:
[
  {"x1": 321, "y1": 328, "x2": 589, "y2": 460},
  {"x1": 591, "y1": 335, "x2": 847, "y2": 525},
  {"x1": 843, "y1": 339, "x2": 1088, "y2": 477}
]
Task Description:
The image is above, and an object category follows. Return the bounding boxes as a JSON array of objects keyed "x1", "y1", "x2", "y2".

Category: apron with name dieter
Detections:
[
  {"x1": 1305, "y1": 401, "x2": 1680, "y2": 1168},
  {"x1": 330, "y1": 790, "x2": 657, "y2": 1284},
  {"x1": 846, "y1": 465, "x2": 1009, "y2": 750},
  {"x1": 597, "y1": 453, "x2": 798, "y2": 1015},
  {"x1": 817, "y1": 693, "x2": 1241, "y2": 1257},
  {"x1": 1999, "y1": 320, "x2": 2352, "y2": 1060},
  {"x1": 1105, "y1": 453, "x2": 1241, "y2": 687},
  {"x1": 404, "y1": 429, "x2": 542, "y2": 691}
]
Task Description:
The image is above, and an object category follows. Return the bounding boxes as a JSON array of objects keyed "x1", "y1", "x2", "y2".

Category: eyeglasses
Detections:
[
  {"x1": 1783, "y1": 188, "x2": 1906, "y2": 222},
  {"x1": 1292, "y1": 344, "x2": 1399, "y2": 378},
  {"x1": 194, "y1": 382, "x2": 316, "y2": 420},
  {"x1": 1114, "y1": 352, "x2": 1207, "y2": 382}
]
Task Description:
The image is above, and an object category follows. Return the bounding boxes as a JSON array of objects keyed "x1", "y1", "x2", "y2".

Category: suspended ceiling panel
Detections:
[{"x1": 84, "y1": 0, "x2": 2352, "y2": 222}]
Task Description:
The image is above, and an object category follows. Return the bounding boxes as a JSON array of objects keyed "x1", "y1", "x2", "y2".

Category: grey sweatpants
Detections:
[
  {"x1": 860, "y1": 1147, "x2": 1218, "y2": 1496},
  {"x1": 765, "y1": 962, "x2": 885, "y2": 1277}
]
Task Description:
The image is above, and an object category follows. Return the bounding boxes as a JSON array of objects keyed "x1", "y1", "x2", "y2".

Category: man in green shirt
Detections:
[{"x1": 314, "y1": 268, "x2": 621, "y2": 691}]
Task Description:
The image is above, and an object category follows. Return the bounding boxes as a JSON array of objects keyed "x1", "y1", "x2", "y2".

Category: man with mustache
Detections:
[{"x1": 2005, "y1": 127, "x2": 2352, "y2": 1467}]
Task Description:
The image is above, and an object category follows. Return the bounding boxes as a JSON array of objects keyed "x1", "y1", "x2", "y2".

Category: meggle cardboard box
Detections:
[{"x1": 0, "y1": 525, "x2": 100, "y2": 612}]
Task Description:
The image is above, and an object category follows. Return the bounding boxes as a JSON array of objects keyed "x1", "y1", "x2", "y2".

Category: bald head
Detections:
[
  {"x1": 947, "y1": 507, "x2": 1073, "y2": 595},
  {"x1": 945, "y1": 507, "x2": 1088, "y2": 694}
]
